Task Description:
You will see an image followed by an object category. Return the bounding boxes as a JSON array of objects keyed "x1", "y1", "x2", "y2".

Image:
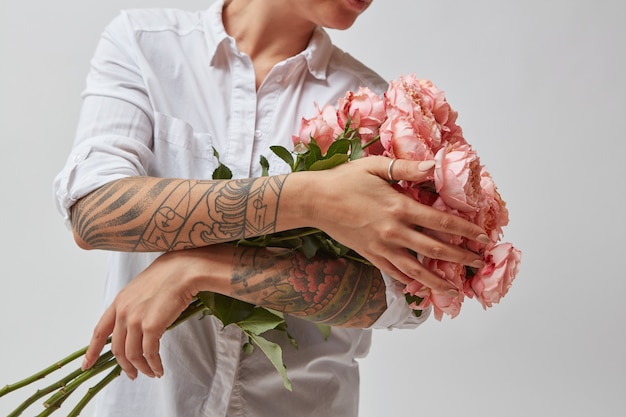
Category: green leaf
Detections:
[
  {"x1": 248, "y1": 333, "x2": 292, "y2": 391},
  {"x1": 198, "y1": 292, "x2": 255, "y2": 326},
  {"x1": 260, "y1": 155, "x2": 270, "y2": 177},
  {"x1": 349, "y1": 138, "x2": 363, "y2": 161},
  {"x1": 276, "y1": 323, "x2": 299, "y2": 349},
  {"x1": 212, "y1": 163, "x2": 233, "y2": 180},
  {"x1": 197, "y1": 292, "x2": 216, "y2": 311},
  {"x1": 242, "y1": 342, "x2": 255, "y2": 355},
  {"x1": 315, "y1": 324, "x2": 332, "y2": 341},
  {"x1": 293, "y1": 154, "x2": 307, "y2": 172},
  {"x1": 321, "y1": 238, "x2": 351, "y2": 257},
  {"x1": 309, "y1": 154, "x2": 349, "y2": 171},
  {"x1": 304, "y1": 142, "x2": 323, "y2": 168},
  {"x1": 326, "y1": 139, "x2": 350, "y2": 157},
  {"x1": 237, "y1": 308, "x2": 286, "y2": 335},
  {"x1": 301, "y1": 235, "x2": 321, "y2": 259},
  {"x1": 212, "y1": 148, "x2": 233, "y2": 180},
  {"x1": 270, "y1": 145, "x2": 294, "y2": 169}
]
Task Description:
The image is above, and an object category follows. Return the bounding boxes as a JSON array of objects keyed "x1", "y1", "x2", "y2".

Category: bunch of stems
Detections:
[{"x1": 0, "y1": 299, "x2": 207, "y2": 416}]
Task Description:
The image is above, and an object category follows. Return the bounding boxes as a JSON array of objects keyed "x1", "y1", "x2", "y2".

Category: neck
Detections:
[{"x1": 222, "y1": 0, "x2": 316, "y2": 63}]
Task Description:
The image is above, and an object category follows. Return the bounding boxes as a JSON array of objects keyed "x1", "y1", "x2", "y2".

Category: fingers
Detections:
[
  {"x1": 373, "y1": 157, "x2": 490, "y2": 245},
  {"x1": 142, "y1": 331, "x2": 163, "y2": 378},
  {"x1": 82, "y1": 307, "x2": 115, "y2": 370},
  {"x1": 84, "y1": 302, "x2": 165, "y2": 380},
  {"x1": 385, "y1": 158, "x2": 436, "y2": 183},
  {"x1": 408, "y1": 202, "x2": 491, "y2": 247},
  {"x1": 111, "y1": 314, "x2": 137, "y2": 380},
  {"x1": 112, "y1": 303, "x2": 167, "y2": 380},
  {"x1": 124, "y1": 318, "x2": 154, "y2": 379},
  {"x1": 370, "y1": 249, "x2": 459, "y2": 295}
]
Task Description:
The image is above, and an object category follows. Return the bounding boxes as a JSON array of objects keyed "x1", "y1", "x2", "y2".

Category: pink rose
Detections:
[
  {"x1": 384, "y1": 74, "x2": 467, "y2": 153},
  {"x1": 379, "y1": 115, "x2": 434, "y2": 161},
  {"x1": 414, "y1": 78, "x2": 465, "y2": 148},
  {"x1": 434, "y1": 143, "x2": 482, "y2": 213},
  {"x1": 337, "y1": 87, "x2": 386, "y2": 145},
  {"x1": 475, "y1": 168, "x2": 510, "y2": 242},
  {"x1": 292, "y1": 103, "x2": 342, "y2": 155},
  {"x1": 467, "y1": 242, "x2": 522, "y2": 309},
  {"x1": 404, "y1": 258, "x2": 466, "y2": 321},
  {"x1": 385, "y1": 76, "x2": 441, "y2": 151}
]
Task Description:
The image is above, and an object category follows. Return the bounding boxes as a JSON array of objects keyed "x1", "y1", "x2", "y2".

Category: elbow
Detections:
[
  {"x1": 72, "y1": 226, "x2": 95, "y2": 250},
  {"x1": 69, "y1": 201, "x2": 95, "y2": 250}
]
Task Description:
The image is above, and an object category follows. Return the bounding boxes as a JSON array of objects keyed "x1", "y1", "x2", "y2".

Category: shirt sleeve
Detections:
[
  {"x1": 368, "y1": 272, "x2": 431, "y2": 330},
  {"x1": 53, "y1": 12, "x2": 155, "y2": 227}
]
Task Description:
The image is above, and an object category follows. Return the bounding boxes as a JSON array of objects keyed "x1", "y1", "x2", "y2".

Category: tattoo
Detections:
[
  {"x1": 231, "y1": 248, "x2": 387, "y2": 327},
  {"x1": 71, "y1": 176, "x2": 287, "y2": 251}
]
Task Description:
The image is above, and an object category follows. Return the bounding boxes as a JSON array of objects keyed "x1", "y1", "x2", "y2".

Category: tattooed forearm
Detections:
[
  {"x1": 71, "y1": 176, "x2": 287, "y2": 252},
  {"x1": 231, "y1": 247, "x2": 387, "y2": 328}
]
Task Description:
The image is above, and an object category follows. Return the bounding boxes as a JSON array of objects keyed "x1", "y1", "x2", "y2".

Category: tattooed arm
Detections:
[
  {"x1": 80, "y1": 157, "x2": 490, "y2": 379},
  {"x1": 81, "y1": 243, "x2": 388, "y2": 378},
  {"x1": 71, "y1": 157, "x2": 486, "y2": 292},
  {"x1": 71, "y1": 175, "x2": 291, "y2": 252},
  {"x1": 228, "y1": 246, "x2": 387, "y2": 328}
]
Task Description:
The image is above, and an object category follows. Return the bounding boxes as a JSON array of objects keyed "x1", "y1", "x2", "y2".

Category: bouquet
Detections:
[{"x1": 1, "y1": 74, "x2": 521, "y2": 415}]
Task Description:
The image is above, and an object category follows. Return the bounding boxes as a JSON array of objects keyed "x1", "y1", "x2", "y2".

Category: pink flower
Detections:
[
  {"x1": 434, "y1": 143, "x2": 482, "y2": 213},
  {"x1": 404, "y1": 258, "x2": 466, "y2": 321},
  {"x1": 379, "y1": 116, "x2": 434, "y2": 161},
  {"x1": 475, "y1": 168, "x2": 510, "y2": 242},
  {"x1": 384, "y1": 74, "x2": 466, "y2": 154},
  {"x1": 292, "y1": 103, "x2": 342, "y2": 155},
  {"x1": 467, "y1": 243, "x2": 522, "y2": 309},
  {"x1": 337, "y1": 87, "x2": 386, "y2": 145}
]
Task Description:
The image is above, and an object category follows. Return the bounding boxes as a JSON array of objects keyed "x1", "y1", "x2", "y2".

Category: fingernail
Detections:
[
  {"x1": 81, "y1": 359, "x2": 89, "y2": 371},
  {"x1": 470, "y1": 259, "x2": 485, "y2": 268},
  {"x1": 418, "y1": 160, "x2": 435, "y2": 172},
  {"x1": 477, "y1": 234, "x2": 491, "y2": 244}
]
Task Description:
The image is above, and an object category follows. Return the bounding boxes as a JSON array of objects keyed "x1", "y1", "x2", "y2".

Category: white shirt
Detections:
[{"x1": 53, "y1": 2, "x2": 428, "y2": 416}]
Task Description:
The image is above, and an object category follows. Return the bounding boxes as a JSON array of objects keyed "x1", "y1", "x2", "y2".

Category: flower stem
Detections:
[
  {"x1": 361, "y1": 136, "x2": 380, "y2": 150},
  {"x1": 1, "y1": 345, "x2": 93, "y2": 398},
  {"x1": 4, "y1": 298, "x2": 208, "y2": 416},
  {"x1": 41, "y1": 352, "x2": 116, "y2": 413},
  {"x1": 267, "y1": 228, "x2": 322, "y2": 242},
  {"x1": 6, "y1": 368, "x2": 84, "y2": 417},
  {"x1": 67, "y1": 365, "x2": 122, "y2": 417}
]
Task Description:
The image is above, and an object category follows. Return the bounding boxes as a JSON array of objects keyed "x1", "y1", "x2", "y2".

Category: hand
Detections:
[
  {"x1": 81, "y1": 250, "x2": 209, "y2": 380},
  {"x1": 300, "y1": 156, "x2": 489, "y2": 293}
]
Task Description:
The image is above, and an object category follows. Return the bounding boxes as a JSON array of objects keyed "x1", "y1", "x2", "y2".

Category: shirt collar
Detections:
[{"x1": 204, "y1": 0, "x2": 333, "y2": 81}]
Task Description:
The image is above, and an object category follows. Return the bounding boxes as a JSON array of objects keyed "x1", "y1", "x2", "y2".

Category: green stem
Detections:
[
  {"x1": 41, "y1": 356, "x2": 117, "y2": 413},
  {"x1": 1, "y1": 344, "x2": 94, "y2": 398},
  {"x1": 5, "y1": 299, "x2": 208, "y2": 416},
  {"x1": 361, "y1": 135, "x2": 381, "y2": 150},
  {"x1": 342, "y1": 253, "x2": 373, "y2": 266},
  {"x1": 67, "y1": 365, "x2": 122, "y2": 417},
  {"x1": 267, "y1": 228, "x2": 322, "y2": 242},
  {"x1": 6, "y1": 368, "x2": 84, "y2": 417}
]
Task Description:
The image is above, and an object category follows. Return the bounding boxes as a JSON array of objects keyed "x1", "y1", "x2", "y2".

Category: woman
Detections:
[{"x1": 54, "y1": 0, "x2": 488, "y2": 415}]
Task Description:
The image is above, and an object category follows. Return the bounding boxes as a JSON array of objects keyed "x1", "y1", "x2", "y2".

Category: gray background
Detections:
[{"x1": 1, "y1": 0, "x2": 624, "y2": 416}]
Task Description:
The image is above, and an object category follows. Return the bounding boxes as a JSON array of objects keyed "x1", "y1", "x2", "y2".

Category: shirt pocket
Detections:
[{"x1": 151, "y1": 112, "x2": 217, "y2": 179}]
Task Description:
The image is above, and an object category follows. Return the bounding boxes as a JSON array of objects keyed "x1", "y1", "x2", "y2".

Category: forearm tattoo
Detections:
[
  {"x1": 231, "y1": 248, "x2": 387, "y2": 327},
  {"x1": 71, "y1": 176, "x2": 286, "y2": 251}
]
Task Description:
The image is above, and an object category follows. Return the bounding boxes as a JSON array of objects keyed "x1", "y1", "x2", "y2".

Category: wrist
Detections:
[
  {"x1": 276, "y1": 171, "x2": 326, "y2": 231},
  {"x1": 173, "y1": 246, "x2": 234, "y2": 296}
]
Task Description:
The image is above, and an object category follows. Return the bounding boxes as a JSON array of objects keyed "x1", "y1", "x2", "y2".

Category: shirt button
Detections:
[
  {"x1": 73, "y1": 154, "x2": 83, "y2": 162},
  {"x1": 275, "y1": 76, "x2": 283, "y2": 83},
  {"x1": 254, "y1": 130, "x2": 263, "y2": 138}
]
